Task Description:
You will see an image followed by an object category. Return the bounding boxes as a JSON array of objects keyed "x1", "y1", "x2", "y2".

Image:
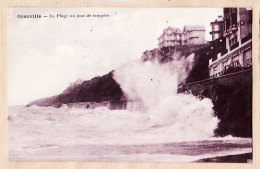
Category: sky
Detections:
[{"x1": 8, "y1": 8, "x2": 223, "y2": 105}]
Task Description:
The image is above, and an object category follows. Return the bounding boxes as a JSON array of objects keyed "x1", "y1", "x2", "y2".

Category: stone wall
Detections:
[
  {"x1": 178, "y1": 69, "x2": 252, "y2": 95},
  {"x1": 65, "y1": 100, "x2": 130, "y2": 110}
]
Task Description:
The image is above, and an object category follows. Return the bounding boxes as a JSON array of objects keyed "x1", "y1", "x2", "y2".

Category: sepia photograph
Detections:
[{"x1": 8, "y1": 8, "x2": 252, "y2": 162}]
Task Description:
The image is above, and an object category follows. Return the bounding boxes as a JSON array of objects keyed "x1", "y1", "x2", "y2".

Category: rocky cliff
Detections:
[
  {"x1": 179, "y1": 69, "x2": 252, "y2": 137},
  {"x1": 210, "y1": 82, "x2": 252, "y2": 137},
  {"x1": 26, "y1": 71, "x2": 125, "y2": 107}
]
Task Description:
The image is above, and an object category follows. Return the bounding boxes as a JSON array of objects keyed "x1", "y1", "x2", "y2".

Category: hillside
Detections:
[{"x1": 26, "y1": 71, "x2": 125, "y2": 107}]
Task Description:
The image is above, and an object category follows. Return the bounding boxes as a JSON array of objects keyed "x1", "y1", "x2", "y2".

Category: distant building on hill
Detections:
[
  {"x1": 158, "y1": 25, "x2": 207, "y2": 50},
  {"x1": 158, "y1": 26, "x2": 183, "y2": 48},
  {"x1": 208, "y1": 8, "x2": 252, "y2": 78},
  {"x1": 183, "y1": 25, "x2": 207, "y2": 45}
]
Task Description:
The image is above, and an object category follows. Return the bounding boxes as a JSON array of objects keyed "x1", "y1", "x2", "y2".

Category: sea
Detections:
[
  {"x1": 8, "y1": 105, "x2": 252, "y2": 162},
  {"x1": 8, "y1": 60, "x2": 252, "y2": 162}
]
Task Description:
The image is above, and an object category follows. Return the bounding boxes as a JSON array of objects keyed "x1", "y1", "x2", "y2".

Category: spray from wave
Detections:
[
  {"x1": 113, "y1": 54, "x2": 219, "y2": 141},
  {"x1": 9, "y1": 53, "x2": 220, "y2": 146}
]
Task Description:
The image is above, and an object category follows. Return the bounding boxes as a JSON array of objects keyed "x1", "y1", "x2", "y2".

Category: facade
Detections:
[
  {"x1": 210, "y1": 16, "x2": 225, "y2": 41},
  {"x1": 208, "y1": 8, "x2": 252, "y2": 78},
  {"x1": 183, "y1": 25, "x2": 207, "y2": 45},
  {"x1": 158, "y1": 26, "x2": 183, "y2": 48}
]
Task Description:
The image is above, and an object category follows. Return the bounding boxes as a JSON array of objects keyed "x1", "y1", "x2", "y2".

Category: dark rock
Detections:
[
  {"x1": 211, "y1": 82, "x2": 252, "y2": 137},
  {"x1": 26, "y1": 71, "x2": 125, "y2": 107}
]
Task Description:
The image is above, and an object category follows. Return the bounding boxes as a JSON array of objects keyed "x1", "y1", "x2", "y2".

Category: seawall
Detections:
[
  {"x1": 178, "y1": 69, "x2": 252, "y2": 95},
  {"x1": 64, "y1": 100, "x2": 142, "y2": 110},
  {"x1": 178, "y1": 69, "x2": 252, "y2": 137},
  {"x1": 65, "y1": 100, "x2": 127, "y2": 110}
]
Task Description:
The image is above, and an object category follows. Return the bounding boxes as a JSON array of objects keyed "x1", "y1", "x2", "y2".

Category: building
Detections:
[
  {"x1": 158, "y1": 26, "x2": 183, "y2": 49},
  {"x1": 210, "y1": 16, "x2": 225, "y2": 41},
  {"x1": 158, "y1": 25, "x2": 207, "y2": 49},
  {"x1": 183, "y1": 25, "x2": 207, "y2": 45},
  {"x1": 208, "y1": 8, "x2": 252, "y2": 78},
  {"x1": 208, "y1": 15, "x2": 227, "y2": 66}
]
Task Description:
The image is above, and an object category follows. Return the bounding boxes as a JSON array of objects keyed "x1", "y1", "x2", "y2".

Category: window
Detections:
[
  {"x1": 244, "y1": 49, "x2": 252, "y2": 66},
  {"x1": 234, "y1": 35, "x2": 237, "y2": 43},
  {"x1": 214, "y1": 24, "x2": 219, "y2": 31},
  {"x1": 215, "y1": 33, "x2": 219, "y2": 39},
  {"x1": 214, "y1": 65, "x2": 219, "y2": 72},
  {"x1": 223, "y1": 60, "x2": 228, "y2": 70},
  {"x1": 232, "y1": 55, "x2": 239, "y2": 62},
  {"x1": 231, "y1": 8, "x2": 237, "y2": 27},
  {"x1": 225, "y1": 18, "x2": 230, "y2": 31},
  {"x1": 229, "y1": 35, "x2": 238, "y2": 46},
  {"x1": 223, "y1": 60, "x2": 228, "y2": 67}
]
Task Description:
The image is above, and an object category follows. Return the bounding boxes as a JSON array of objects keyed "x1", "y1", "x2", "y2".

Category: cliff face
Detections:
[
  {"x1": 210, "y1": 82, "x2": 252, "y2": 137},
  {"x1": 142, "y1": 44, "x2": 211, "y2": 84},
  {"x1": 180, "y1": 69, "x2": 252, "y2": 137}
]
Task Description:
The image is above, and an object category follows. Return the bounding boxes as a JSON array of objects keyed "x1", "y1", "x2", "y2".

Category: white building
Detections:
[
  {"x1": 210, "y1": 16, "x2": 225, "y2": 41},
  {"x1": 183, "y1": 25, "x2": 207, "y2": 45},
  {"x1": 158, "y1": 26, "x2": 183, "y2": 48}
]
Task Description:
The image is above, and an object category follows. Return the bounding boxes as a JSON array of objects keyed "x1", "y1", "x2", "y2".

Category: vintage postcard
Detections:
[{"x1": 8, "y1": 8, "x2": 252, "y2": 162}]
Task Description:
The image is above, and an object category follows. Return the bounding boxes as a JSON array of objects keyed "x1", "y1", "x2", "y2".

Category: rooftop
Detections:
[{"x1": 183, "y1": 25, "x2": 206, "y2": 33}]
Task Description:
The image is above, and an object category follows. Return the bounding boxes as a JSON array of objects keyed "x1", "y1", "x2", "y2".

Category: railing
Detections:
[
  {"x1": 210, "y1": 60, "x2": 241, "y2": 79},
  {"x1": 210, "y1": 70, "x2": 225, "y2": 78},
  {"x1": 179, "y1": 69, "x2": 252, "y2": 95},
  {"x1": 229, "y1": 25, "x2": 238, "y2": 32},
  {"x1": 224, "y1": 60, "x2": 241, "y2": 70}
]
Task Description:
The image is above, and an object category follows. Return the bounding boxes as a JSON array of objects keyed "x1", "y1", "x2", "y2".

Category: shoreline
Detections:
[{"x1": 195, "y1": 153, "x2": 252, "y2": 163}]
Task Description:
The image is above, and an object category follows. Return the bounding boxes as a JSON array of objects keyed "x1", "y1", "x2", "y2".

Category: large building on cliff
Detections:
[
  {"x1": 158, "y1": 26, "x2": 183, "y2": 48},
  {"x1": 157, "y1": 25, "x2": 207, "y2": 49},
  {"x1": 208, "y1": 8, "x2": 252, "y2": 78},
  {"x1": 183, "y1": 25, "x2": 207, "y2": 45}
]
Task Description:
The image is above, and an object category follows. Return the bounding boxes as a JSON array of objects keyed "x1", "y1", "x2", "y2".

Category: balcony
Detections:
[
  {"x1": 210, "y1": 70, "x2": 225, "y2": 78},
  {"x1": 230, "y1": 25, "x2": 238, "y2": 32},
  {"x1": 223, "y1": 30, "x2": 232, "y2": 37},
  {"x1": 210, "y1": 60, "x2": 241, "y2": 78}
]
